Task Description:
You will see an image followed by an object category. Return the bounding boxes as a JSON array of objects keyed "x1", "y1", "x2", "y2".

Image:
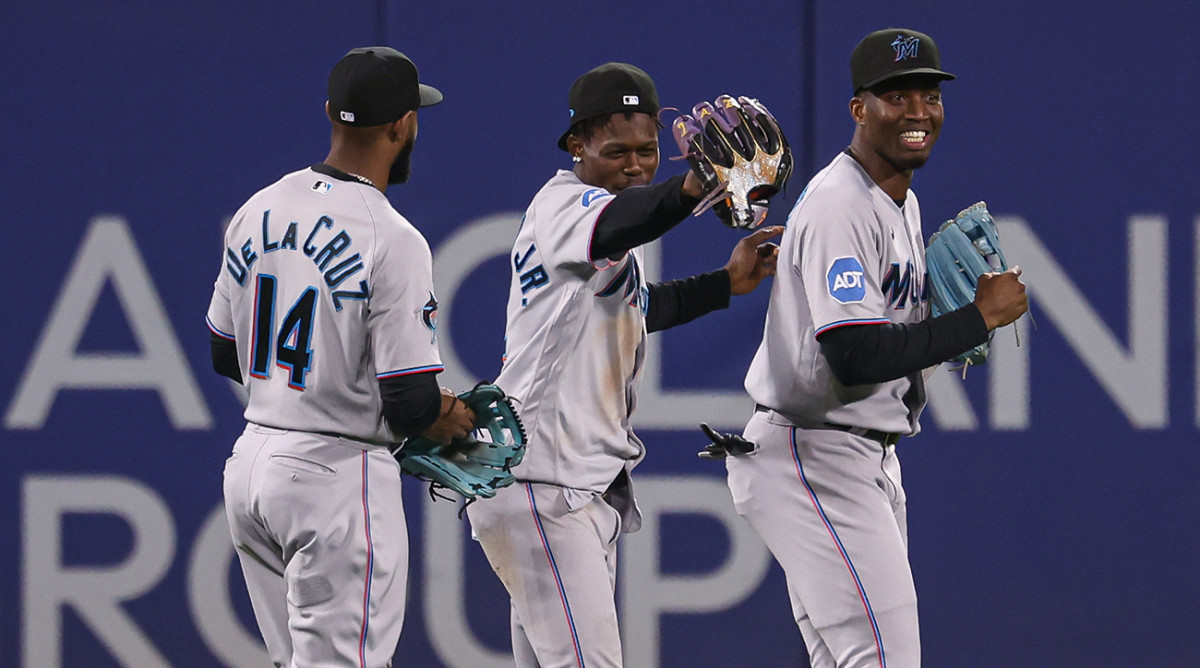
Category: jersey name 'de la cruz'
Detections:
[
  {"x1": 206, "y1": 167, "x2": 442, "y2": 443},
  {"x1": 496, "y1": 169, "x2": 649, "y2": 494},
  {"x1": 745, "y1": 152, "x2": 930, "y2": 435}
]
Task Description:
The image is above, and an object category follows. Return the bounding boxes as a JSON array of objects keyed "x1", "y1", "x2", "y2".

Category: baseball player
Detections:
[
  {"x1": 716, "y1": 29, "x2": 1027, "y2": 668},
  {"x1": 205, "y1": 47, "x2": 475, "y2": 667},
  {"x1": 465, "y1": 62, "x2": 783, "y2": 667}
]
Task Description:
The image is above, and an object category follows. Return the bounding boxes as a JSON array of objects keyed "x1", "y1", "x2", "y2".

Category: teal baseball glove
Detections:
[{"x1": 392, "y1": 382, "x2": 526, "y2": 500}]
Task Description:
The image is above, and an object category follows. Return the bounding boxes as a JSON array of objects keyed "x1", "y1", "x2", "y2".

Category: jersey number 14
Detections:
[{"x1": 249, "y1": 274, "x2": 315, "y2": 390}]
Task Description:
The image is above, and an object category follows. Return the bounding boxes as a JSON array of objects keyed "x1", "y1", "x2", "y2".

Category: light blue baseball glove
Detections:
[{"x1": 925, "y1": 201, "x2": 1009, "y2": 366}]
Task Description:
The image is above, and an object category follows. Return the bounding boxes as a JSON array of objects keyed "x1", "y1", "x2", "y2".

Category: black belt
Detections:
[{"x1": 755, "y1": 405, "x2": 902, "y2": 448}]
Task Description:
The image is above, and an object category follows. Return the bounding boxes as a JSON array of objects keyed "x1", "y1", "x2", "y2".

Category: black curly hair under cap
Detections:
[{"x1": 566, "y1": 111, "x2": 665, "y2": 146}]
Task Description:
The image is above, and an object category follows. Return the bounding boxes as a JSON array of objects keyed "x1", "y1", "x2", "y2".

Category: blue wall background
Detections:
[{"x1": 3, "y1": 1, "x2": 1198, "y2": 666}]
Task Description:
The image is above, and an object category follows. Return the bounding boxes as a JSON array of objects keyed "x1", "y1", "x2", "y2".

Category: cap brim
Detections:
[
  {"x1": 419, "y1": 83, "x2": 443, "y2": 107},
  {"x1": 556, "y1": 128, "x2": 572, "y2": 152},
  {"x1": 860, "y1": 68, "x2": 956, "y2": 92}
]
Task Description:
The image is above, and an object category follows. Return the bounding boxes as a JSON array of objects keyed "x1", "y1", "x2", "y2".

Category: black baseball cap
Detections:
[
  {"x1": 328, "y1": 47, "x2": 443, "y2": 127},
  {"x1": 850, "y1": 28, "x2": 955, "y2": 94},
  {"x1": 557, "y1": 62, "x2": 660, "y2": 151}
]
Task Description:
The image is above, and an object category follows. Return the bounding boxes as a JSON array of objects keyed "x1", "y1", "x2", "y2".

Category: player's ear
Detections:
[
  {"x1": 849, "y1": 96, "x2": 866, "y2": 126},
  {"x1": 391, "y1": 110, "x2": 417, "y2": 143},
  {"x1": 325, "y1": 101, "x2": 334, "y2": 122},
  {"x1": 564, "y1": 134, "x2": 584, "y2": 161}
]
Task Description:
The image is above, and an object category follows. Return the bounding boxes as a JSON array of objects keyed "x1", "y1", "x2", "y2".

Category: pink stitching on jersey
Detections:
[
  {"x1": 376, "y1": 364, "x2": 444, "y2": 380},
  {"x1": 814, "y1": 318, "x2": 891, "y2": 337}
]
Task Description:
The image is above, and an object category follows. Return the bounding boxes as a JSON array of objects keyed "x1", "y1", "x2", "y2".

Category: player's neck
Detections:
[
  {"x1": 323, "y1": 148, "x2": 387, "y2": 193},
  {"x1": 845, "y1": 145, "x2": 913, "y2": 201}
]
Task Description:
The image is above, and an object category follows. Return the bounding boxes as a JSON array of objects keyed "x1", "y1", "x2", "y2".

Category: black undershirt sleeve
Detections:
[
  {"x1": 589, "y1": 174, "x2": 700, "y2": 260},
  {"x1": 379, "y1": 371, "x2": 443, "y2": 440},
  {"x1": 817, "y1": 304, "x2": 990, "y2": 386},
  {"x1": 209, "y1": 332, "x2": 242, "y2": 384},
  {"x1": 645, "y1": 270, "x2": 732, "y2": 333},
  {"x1": 210, "y1": 332, "x2": 442, "y2": 438}
]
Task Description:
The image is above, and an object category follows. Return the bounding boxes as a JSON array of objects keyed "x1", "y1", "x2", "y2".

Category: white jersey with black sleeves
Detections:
[
  {"x1": 744, "y1": 152, "x2": 930, "y2": 434},
  {"x1": 495, "y1": 169, "x2": 649, "y2": 493},
  {"x1": 206, "y1": 167, "x2": 442, "y2": 443}
]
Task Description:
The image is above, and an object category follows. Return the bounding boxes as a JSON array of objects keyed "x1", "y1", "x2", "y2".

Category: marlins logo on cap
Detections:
[{"x1": 850, "y1": 28, "x2": 955, "y2": 93}]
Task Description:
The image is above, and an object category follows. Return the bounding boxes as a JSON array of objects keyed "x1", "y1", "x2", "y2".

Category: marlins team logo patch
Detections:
[
  {"x1": 827, "y1": 257, "x2": 867, "y2": 303},
  {"x1": 892, "y1": 34, "x2": 920, "y2": 61},
  {"x1": 419, "y1": 293, "x2": 438, "y2": 343}
]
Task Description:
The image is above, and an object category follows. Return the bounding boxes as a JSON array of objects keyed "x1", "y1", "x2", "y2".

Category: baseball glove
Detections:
[
  {"x1": 667, "y1": 95, "x2": 793, "y2": 230},
  {"x1": 391, "y1": 382, "x2": 526, "y2": 500},
  {"x1": 925, "y1": 201, "x2": 1009, "y2": 366},
  {"x1": 697, "y1": 422, "x2": 758, "y2": 460}
]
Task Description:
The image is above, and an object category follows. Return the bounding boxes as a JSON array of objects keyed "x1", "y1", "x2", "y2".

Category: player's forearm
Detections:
[
  {"x1": 817, "y1": 305, "x2": 988, "y2": 385},
  {"x1": 645, "y1": 270, "x2": 731, "y2": 333},
  {"x1": 379, "y1": 372, "x2": 443, "y2": 439},
  {"x1": 589, "y1": 174, "x2": 699, "y2": 260},
  {"x1": 209, "y1": 332, "x2": 243, "y2": 384}
]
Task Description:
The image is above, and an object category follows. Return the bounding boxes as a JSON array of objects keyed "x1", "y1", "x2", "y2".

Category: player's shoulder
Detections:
[
  {"x1": 530, "y1": 170, "x2": 613, "y2": 213},
  {"x1": 368, "y1": 207, "x2": 432, "y2": 260},
  {"x1": 787, "y1": 154, "x2": 876, "y2": 224}
]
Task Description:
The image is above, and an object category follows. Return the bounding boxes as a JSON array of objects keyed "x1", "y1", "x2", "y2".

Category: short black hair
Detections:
[{"x1": 567, "y1": 111, "x2": 663, "y2": 145}]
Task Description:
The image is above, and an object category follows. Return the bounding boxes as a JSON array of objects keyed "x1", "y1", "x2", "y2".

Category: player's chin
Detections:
[{"x1": 898, "y1": 151, "x2": 933, "y2": 170}]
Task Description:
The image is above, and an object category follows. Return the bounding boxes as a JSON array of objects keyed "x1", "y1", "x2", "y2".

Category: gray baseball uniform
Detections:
[
  {"x1": 467, "y1": 169, "x2": 646, "y2": 668},
  {"x1": 728, "y1": 151, "x2": 928, "y2": 667},
  {"x1": 207, "y1": 166, "x2": 441, "y2": 666}
]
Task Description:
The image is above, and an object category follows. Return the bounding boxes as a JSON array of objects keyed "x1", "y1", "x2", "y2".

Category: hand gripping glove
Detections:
[
  {"x1": 392, "y1": 382, "x2": 526, "y2": 500},
  {"x1": 925, "y1": 201, "x2": 1009, "y2": 366},
  {"x1": 667, "y1": 95, "x2": 794, "y2": 229}
]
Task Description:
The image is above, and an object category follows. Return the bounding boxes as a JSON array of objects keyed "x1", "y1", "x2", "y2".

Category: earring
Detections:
[{"x1": 572, "y1": 155, "x2": 582, "y2": 163}]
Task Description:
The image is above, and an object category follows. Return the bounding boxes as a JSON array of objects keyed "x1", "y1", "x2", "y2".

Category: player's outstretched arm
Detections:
[
  {"x1": 725, "y1": 226, "x2": 784, "y2": 296},
  {"x1": 644, "y1": 226, "x2": 784, "y2": 333}
]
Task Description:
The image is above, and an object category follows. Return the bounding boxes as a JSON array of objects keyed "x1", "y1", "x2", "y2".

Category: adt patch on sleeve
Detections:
[{"x1": 827, "y1": 257, "x2": 867, "y2": 303}]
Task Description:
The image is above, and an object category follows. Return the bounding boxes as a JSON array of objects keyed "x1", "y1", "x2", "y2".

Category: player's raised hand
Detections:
[
  {"x1": 421, "y1": 388, "x2": 477, "y2": 445},
  {"x1": 725, "y1": 226, "x2": 784, "y2": 295}
]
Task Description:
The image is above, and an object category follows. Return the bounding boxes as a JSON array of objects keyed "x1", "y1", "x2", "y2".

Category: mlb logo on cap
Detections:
[
  {"x1": 557, "y1": 62, "x2": 660, "y2": 150},
  {"x1": 340, "y1": 111, "x2": 356, "y2": 122}
]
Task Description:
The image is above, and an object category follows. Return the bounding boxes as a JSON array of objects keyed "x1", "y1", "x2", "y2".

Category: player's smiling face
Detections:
[
  {"x1": 571, "y1": 112, "x2": 660, "y2": 194},
  {"x1": 856, "y1": 75, "x2": 944, "y2": 171}
]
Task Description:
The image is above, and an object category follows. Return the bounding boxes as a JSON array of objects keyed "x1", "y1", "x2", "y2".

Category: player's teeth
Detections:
[{"x1": 901, "y1": 131, "x2": 926, "y2": 140}]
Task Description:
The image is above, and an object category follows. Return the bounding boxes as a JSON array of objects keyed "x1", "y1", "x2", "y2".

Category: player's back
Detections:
[{"x1": 211, "y1": 167, "x2": 436, "y2": 443}]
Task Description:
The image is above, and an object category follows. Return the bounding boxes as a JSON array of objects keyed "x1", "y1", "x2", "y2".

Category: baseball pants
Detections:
[
  {"x1": 223, "y1": 423, "x2": 408, "y2": 668},
  {"x1": 468, "y1": 481, "x2": 624, "y2": 668},
  {"x1": 725, "y1": 410, "x2": 919, "y2": 668}
]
